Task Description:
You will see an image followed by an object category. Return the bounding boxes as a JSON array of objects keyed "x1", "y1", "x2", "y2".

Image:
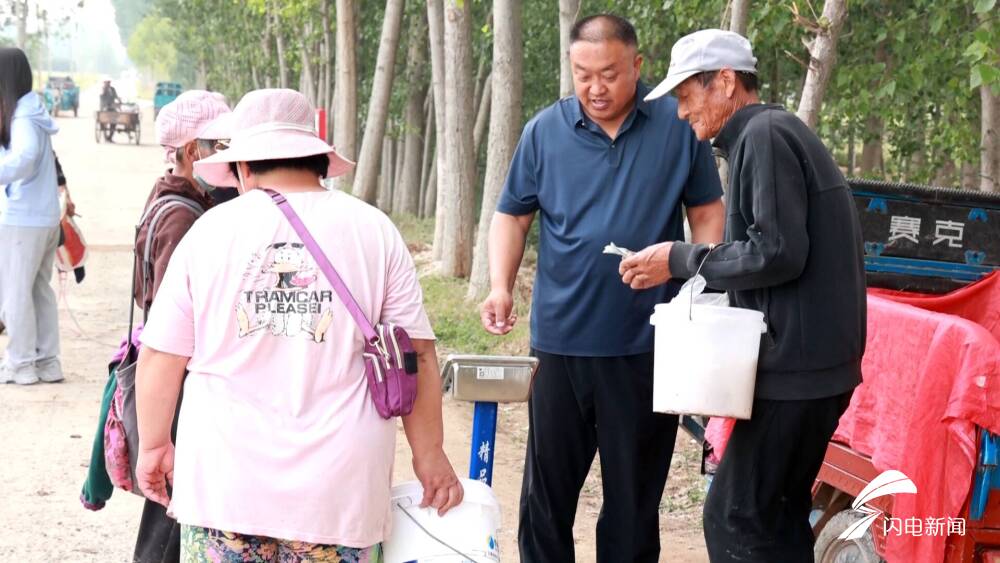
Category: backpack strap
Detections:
[
  {"x1": 137, "y1": 194, "x2": 204, "y2": 226},
  {"x1": 135, "y1": 195, "x2": 205, "y2": 321}
]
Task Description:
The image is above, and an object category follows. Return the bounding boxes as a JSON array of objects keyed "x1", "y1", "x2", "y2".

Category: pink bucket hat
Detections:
[
  {"x1": 193, "y1": 88, "x2": 354, "y2": 188},
  {"x1": 155, "y1": 90, "x2": 231, "y2": 163},
  {"x1": 198, "y1": 111, "x2": 235, "y2": 142}
]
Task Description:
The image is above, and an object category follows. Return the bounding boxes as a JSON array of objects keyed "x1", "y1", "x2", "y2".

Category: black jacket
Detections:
[{"x1": 669, "y1": 104, "x2": 866, "y2": 400}]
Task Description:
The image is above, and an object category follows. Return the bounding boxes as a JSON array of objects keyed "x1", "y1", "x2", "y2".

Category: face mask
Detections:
[
  {"x1": 193, "y1": 174, "x2": 216, "y2": 193},
  {"x1": 192, "y1": 144, "x2": 219, "y2": 192}
]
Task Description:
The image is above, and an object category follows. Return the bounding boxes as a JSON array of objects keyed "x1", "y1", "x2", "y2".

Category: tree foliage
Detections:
[
  {"x1": 111, "y1": 0, "x2": 155, "y2": 45},
  {"x1": 126, "y1": 14, "x2": 179, "y2": 81},
  {"x1": 133, "y1": 0, "x2": 997, "y2": 187}
]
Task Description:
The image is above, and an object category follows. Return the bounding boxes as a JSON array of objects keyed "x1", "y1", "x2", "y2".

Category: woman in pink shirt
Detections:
[{"x1": 134, "y1": 89, "x2": 463, "y2": 562}]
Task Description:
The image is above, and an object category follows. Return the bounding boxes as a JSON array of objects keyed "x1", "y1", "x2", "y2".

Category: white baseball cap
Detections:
[{"x1": 645, "y1": 29, "x2": 758, "y2": 102}]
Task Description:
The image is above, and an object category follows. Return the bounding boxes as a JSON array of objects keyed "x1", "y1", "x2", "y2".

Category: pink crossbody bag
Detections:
[{"x1": 265, "y1": 189, "x2": 419, "y2": 418}]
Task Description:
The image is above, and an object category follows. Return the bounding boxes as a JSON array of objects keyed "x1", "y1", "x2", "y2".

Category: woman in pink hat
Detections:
[
  {"x1": 134, "y1": 89, "x2": 462, "y2": 561},
  {"x1": 132, "y1": 89, "x2": 232, "y2": 563}
]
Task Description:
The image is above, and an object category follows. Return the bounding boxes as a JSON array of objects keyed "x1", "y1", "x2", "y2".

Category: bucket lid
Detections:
[{"x1": 391, "y1": 479, "x2": 500, "y2": 516}]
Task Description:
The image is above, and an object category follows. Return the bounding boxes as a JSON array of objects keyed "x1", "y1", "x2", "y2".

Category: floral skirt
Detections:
[{"x1": 180, "y1": 525, "x2": 382, "y2": 563}]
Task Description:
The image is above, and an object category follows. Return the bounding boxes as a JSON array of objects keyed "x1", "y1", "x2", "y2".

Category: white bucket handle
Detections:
[
  {"x1": 689, "y1": 244, "x2": 718, "y2": 321},
  {"x1": 395, "y1": 503, "x2": 490, "y2": 563}
]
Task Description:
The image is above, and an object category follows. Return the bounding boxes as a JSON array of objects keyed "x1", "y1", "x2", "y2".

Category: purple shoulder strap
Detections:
[{"x1": 264, "y1": 189, "x2": 379, "y2": 344}]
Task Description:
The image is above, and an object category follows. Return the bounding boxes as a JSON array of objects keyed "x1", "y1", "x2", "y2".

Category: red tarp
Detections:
[{"x1": 707, "y1": 272, "x2": 1000, "y2": 563}]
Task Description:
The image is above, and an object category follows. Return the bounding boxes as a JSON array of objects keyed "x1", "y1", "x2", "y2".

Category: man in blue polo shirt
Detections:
[{"x1": 479, "y1": 14, "x2": 724, "y2": 563}]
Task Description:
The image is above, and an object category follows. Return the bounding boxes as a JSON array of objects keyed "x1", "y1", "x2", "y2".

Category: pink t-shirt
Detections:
[{"x1": 140, "y1": 188, "x2": 435, "y2": 547}]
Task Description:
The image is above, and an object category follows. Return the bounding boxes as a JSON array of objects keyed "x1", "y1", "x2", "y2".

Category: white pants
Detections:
[{"x1": 0, "y1": 224, "x2": 61, "y2": 368}]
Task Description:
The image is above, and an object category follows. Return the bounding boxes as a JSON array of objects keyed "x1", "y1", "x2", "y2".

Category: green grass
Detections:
[
  {"x1": 392, "y1": 213, "x2": 533, "y2": 358},
  {"x1": 391, "y1": 214, "x2": 436, "y2": 248},
  {"x1": 421, "y1": 275, "x2": 531, "y2": 357}
]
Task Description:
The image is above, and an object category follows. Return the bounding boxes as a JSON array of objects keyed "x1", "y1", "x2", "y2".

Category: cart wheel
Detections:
[
  {"x1": 814, "y1": 510, "x2": 883, "y2": 563},
  {"x1": 94, "y1": 121, "x2": 101, "y2": 143},
  {"x1": 74, "y1": 105, "x2": 78, "y2": 118},
  {"x1": 135, "y1": 122, "x2": 141, "y2": 145}
]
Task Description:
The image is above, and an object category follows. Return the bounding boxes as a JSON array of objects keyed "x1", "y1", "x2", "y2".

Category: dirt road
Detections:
[{"x1": 0, "y1": 92, "x2": 708, "y2": 562}]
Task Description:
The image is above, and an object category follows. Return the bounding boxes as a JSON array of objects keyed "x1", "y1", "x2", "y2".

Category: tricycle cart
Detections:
[
  {"x1": 153, "y1": 82, "x2": 183, "y2": 117},
  {"x1": 95, "y1": 103, "x2": 141, "y2": 145},
  {"x1": 810, "y1": 179, "x2": 1000, "y2": 563},
  {"x1": 43, "y1": 76, "x2": 79, "y2": 117}
]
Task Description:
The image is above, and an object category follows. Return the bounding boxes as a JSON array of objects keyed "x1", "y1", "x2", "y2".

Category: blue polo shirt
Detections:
[{"x1": 497, "y1": 82, "x2": 722, "y2": 357}]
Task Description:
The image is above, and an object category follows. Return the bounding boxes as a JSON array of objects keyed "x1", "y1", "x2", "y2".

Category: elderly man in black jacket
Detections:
[{"x1": 620, "y1": 29, "x2": 866, "y2": 562}]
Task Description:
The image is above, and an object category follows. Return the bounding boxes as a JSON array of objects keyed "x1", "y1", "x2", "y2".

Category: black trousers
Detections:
[
  {"x1": 133, "y1": 499, "x2": 180, "y2": 563},
  {"x1": 703, "y1": 392, "x2": 854, "y2": 562},
  {"x1": 518, "y1": 350, "x2": 678, "y2": 563},
  {"x1": 134, "y1": 387, "x2": 184, "y2": 563}
]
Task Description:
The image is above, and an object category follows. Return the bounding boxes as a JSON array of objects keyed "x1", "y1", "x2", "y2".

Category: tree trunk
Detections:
[
  {"x1": 394, "y1": 132, "x2": 407, "y2": 197},
  {"x1": 769, "y1": 47, "x2": 782, "y2": 103},
  {"x1": 379, "y1": 139, "x2": 389, "y2": 208},
  {"x1": 300, "y1": 23, "x2": 317, "y2": 106},
  {"x1": 934, "y1": 159, "x2": 957, "y2": 188},
  {"x1": 386, "y1": 139, "x2": 396, "y2": 212},
  {"x1": 397, "y1": 13, "x2": 429, "y2": 216},
  {"x1": 729, "y1": 0, "x2": 750, "y2": 37},
  {"x1": 439, "y1": 0, "x2": 476, "y2": 277},
  {"x1": 251, "y1": 64, "x2": 262, "y2": 90},
  {"x1": 197, "y1": 58, "x2": 209, "y2": 90},
  {"x1": 427, "y1": 0, "x2": 449, "y2": 259},
  {"x1": 473, "y1": 51, "x2": 489, "y2": 118},
  {"x1": 419, "y1": 94, "x2": 436, "y2": 217},
  {"x1": 558, "y1": 0, "x2": 580, "y2": 98},
  {"x1": 261, "y1": 15, "x2": 275, "y2": 89},
  {"x1": 424, "y1": 149, "x2": 438, "y2": 218},
  {"x1": 16, "y1": 0, "x2": 28, "y2": 49},
  {"x1": 321, "y1": 0, "x2": 334, "y2": 143},
  {"x1": 981, "y1": 84, "x2": 999, "y2": 193},
  {"x1": 795, "y1": 0, "x2": 848, "y2": 129},
  {"x1": 846, "y1": 126, "x2": 855, "y2": 177},
  {"x1": 334, "y1": 0, "x2": 359, "y2": 191},
  {"x1": 860, "y1": 114, "x2": 883, "y2": 176},
  {"x1": 467, "y1": 0, "x2": 523, "y2": 298},
  {"x1": 352, "y1": 0, "x2": 406, "y2": 204},
  {"x1": 961, "y1": 161, "x2": 979, "y2": 190},
  {"x1": 857, "y1": 41, "x2": 887, "y2": 178},
  {"x1": 473, "y1": 73, "x2": 493, "y2": 157},
  {"x1": 907, "y1": 149, "x2": 926, "y2": 184},
  {"x1": 272, "y1": 5, "x2": 290, "y2": 89},
  {"x1": 378, "y1": 137, "x2": 395, "y2": 212}
]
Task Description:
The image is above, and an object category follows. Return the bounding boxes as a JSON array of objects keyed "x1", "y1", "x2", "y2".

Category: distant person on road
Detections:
[
  {"x1": 0, "y1": 47, "x2": 64, "y2": 385},
  {"x1": 130, "y1": 90, "x2": 232, "y2": 563},
  {"x1": 479, "y1": 15, "x2": 724, "y2": 563},
  {"x1": 100, "y1": 79, "x2": 121, "y2": 111},
  {"x1": 134, "y1": 88, "x2": 462, "y2": 561}
]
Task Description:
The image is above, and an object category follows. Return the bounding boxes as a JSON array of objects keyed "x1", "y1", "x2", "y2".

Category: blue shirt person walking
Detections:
[{"x1": 479, "y1": 15, "x2": 724, "y2": 563}]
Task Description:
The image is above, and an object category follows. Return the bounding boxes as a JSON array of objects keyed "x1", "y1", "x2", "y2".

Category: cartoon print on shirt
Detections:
[{"x1": 236, "y1": 242, "x2": 336, "y2": 343}]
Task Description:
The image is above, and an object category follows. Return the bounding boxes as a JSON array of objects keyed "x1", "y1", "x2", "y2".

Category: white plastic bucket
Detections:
[
  {"x1": 650, "y1": 302, "x2": 766, "y2": 419},
  {"x1": 383, "y1": 478, "x2": 502, "y2": 563}
]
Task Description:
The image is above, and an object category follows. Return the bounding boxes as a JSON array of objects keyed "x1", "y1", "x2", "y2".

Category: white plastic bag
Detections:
[{"x1": 674, "y1": 275, "x2": 729, "y2": 308}]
